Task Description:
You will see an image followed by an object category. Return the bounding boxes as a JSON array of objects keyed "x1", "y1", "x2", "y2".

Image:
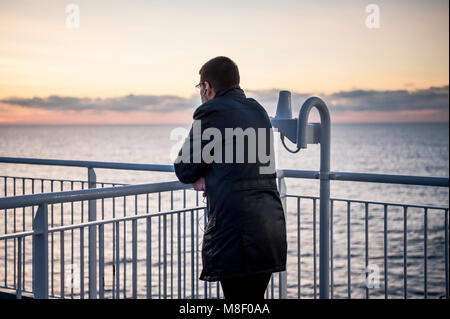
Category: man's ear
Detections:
[{"x1": 205, "y1": 81, "x2": 216, "y2": 97}]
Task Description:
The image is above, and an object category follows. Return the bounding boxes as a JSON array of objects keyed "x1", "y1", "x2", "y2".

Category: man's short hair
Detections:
[{"x1": 199, "y1": 56, "x2": 240, "y2": 93}]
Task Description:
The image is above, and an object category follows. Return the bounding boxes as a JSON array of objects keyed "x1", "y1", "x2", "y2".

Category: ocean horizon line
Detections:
[{"x1": 0, "y1": 121, "x2": 449, "y2": 127}]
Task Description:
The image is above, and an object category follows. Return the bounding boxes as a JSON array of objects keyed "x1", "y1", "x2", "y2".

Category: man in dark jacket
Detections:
[{"x1": 174, "y1": 56, "x2": 287, "y2": 300}]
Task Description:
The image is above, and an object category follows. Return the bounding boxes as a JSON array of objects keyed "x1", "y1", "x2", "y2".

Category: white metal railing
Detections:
[
  {"x1": 0, "y1": 180, "x2": 216, "y2": 299},
  {"x1": 0, "y1": 157, "x2": 448, "y2": 299}
]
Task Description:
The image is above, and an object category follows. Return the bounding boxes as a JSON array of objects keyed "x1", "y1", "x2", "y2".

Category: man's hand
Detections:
[{"x1": 192, "y1": 176, "x2": 206, "y2": 197}]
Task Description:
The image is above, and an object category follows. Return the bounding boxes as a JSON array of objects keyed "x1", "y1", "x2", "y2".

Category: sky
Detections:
[{"x1": 0, "y1": 0, "x2": 448, "y2": 124}]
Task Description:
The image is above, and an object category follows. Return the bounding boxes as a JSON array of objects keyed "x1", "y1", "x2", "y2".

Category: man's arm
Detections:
[{"x1": 173, "y1": 105, "x2": 215, "y2": 184}]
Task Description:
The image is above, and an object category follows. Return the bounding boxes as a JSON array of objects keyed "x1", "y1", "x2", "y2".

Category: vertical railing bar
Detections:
[
  {"x1": 59, "y1": 181, "x2": 64, "y2": 299},
  {"x1": 424, "y1": 207, "x2": 427, "y2": 299},
  {"x1": 99, "y1": 223, "x2": 104, "y2": 299},
  {"x1": 183, "y1": 187, "x2": 186, "y2": 301},
  {"x1": 158, "y1": 193, "x2": 161, "y2": 299},
  {"x1": 445, "y1": 209, "x2": 449, "y2": 300},
  {"x1": 22, "y1": 179, "x2": 25, "y2": 228},
  {"x1": 81, "y1": 184, "x2": 85, "y2": 224},
  {"x1": 112, "y1": 187, "x2": 116, "y2": 219},
  {"x1": 196, "y1": 209, "x2": 199, "y2": 299},
  {"x1": 17, "y1": 236, "x2": 22, "y2": 299},
  {"x1": 101, "y1": 197, "x2": 105, "y2": 220},
  {"x1": 31, "y1": 177, "x2": 35, "y2": 214},
  {"x1": 70, "y1": 182, "x2": 74, "y2": 298},
  {"x1": 80, "y1": 226, "x2": 84, "y2": 299},
  {"x1": 123, "y1": 197, "x2": 127, "y2": 299},
  {"x1": 60, "y1": 181, "x2": 64, "y2": 227},
  {"x1": 178, "y1": 210, "x2": 181, "y2": 299},
  {"x1": 330, "y1": 199, "x2": 334, "y2": 299},
  {"x1": 13, "y1": 177, "x2": 16, "y2": 291},
  {"x1": 365, "y1": 202, "x2": 369, "y2": 299},
  {"x1": 146, "y1": 214, "x2": 152, "y2": 299},
  {"x1": 403, "y1": 206, "x2": 408, "y2": 299},
  {"x1": 171, "y1": 191, "x2": 174, "y2": 299},
  {"x1": 115, "y1": 221, "x2": 120, "y2": 299},
  {"x1": 158, "y1": 215, "x2": 161, "y2": 299},
  {"x1": 347, "y1": 201, "x2": 351, "y2": 299},
  {"x1": 50, "y1": 180, "x2": 54, "y2": 296},
  {"x1": 133, "y1": 196, "x2": 138, "y2": 298},
  {"x1": 132, "y1": 219, "x2": 137, "y2": 299},
  {"x1": 217, "y1": 281, "x2": 220, "y2": 299},
  {"x1": 60, "y1": 229, "x2": 65, "y2": 299},
  {"x1": 268, "y1": 273, "x2": 272, "y2": 299},
  {"x1": 23, "y1": 219, "x2": 26, "y2": 292},
  {"x1": 29, "y1": 178, "x2": 36, "y2": 293},
  {"x1": 313, "y1": 198, "x2": 317, "y2": 299},
  {"x1": 183, "y1": 208, "x2": 186, "y2": 299},
  {"x1": 297, "y1": 197, "x2": 301, "y2": 299},
  {"x1": 146, "y1": 193, "x2": 150, "y2": 299},
  {"x1": 162, "y1": 214, "x2": 167, "y2": 300},
  {"x1": 87, "y1": 166, "x2": 98, "y2": 300},
  {"x1": 191, "y1": 209, "x2": 194, "y2": 299},
  {"x1": 204, "y1": 210, "x2": 208, "y2": 299},
  {"x1": 384, "y1": 204, "x2": 388, "y2": 299},
  {"x1": 22, "y1": 179, "x2": 25, "y2": 292},
  {"x1": 100, "y1": 198, "x2": 104, "y2": 298},
  {"x1": 112, "y1": 195, "x2": 116, "y2": 299},
  {"x1": 3, "y1": 177, "x2": 6, "y2": 287}
]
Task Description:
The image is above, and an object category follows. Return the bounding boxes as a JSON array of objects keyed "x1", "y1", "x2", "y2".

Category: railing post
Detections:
[
  {"x1": 319, "y1": 137, "x2": 330, "y2": 299},
  {"x1": 277, "y1": 176, "x2": 288, "y2": 299},
  {"x1": 88, "y1": 167, "x2": 97, "y2": 299},
  {"x1": 32, "y1": 203, "x2": 48, "y2": 299},
  {"x1": 298, "y1": 97, "x2": 331, "y2": 299}
]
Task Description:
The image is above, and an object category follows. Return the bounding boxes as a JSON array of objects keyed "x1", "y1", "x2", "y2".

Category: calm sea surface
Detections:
[{"x1": 0, "y1": 123, "x2": 448, "y2": 298}]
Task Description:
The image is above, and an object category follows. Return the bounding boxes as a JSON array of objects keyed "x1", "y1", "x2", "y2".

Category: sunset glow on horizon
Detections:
[{"x1": 0, "y1": 0, "x2": 448, "y2": 124}]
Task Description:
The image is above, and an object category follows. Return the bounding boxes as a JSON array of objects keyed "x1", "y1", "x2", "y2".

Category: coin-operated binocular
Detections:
[
  {"x1": 270, "y1": 91, "x2": 330, "y2": 152},
  {"x1": 270, "y1": 90, "x2": 332, "y2": 299}
]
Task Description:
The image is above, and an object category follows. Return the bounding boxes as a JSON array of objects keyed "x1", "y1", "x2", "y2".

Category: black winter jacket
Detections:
[{"x1": 174, "y1": 86, "x2": 287, "y2": 281}]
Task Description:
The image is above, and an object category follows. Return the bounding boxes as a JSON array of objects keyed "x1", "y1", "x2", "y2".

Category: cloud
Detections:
[
  {"x1": 325, "y1": 86, "x2": 449, "y2": 112},
  {"x1": 246, "y1": 86, "x2": 449, "y2": 115},
  {"x1": 0, "y1": 94, "x2": 200, "y2": 113},
  {"x1": 1, "y1": 86, "x2": 448, "y2": 116}
]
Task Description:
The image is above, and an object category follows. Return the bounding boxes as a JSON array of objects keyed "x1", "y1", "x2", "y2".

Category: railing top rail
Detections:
[
  {"x1": 1, "y1": 157, "x2": 448, "y2": 187},
  {"x1": 0, "y1": 157, "x2": 174, "y2": 172},
  {"x1": 284, "y1": 194, "x2": 449, "y2": 211},
  {"x1": 0, "y1": 180, "x2": 191, "y2": 210},
  {"x1": 279, "y1": 169, "x2": 449, "y2": 187}
]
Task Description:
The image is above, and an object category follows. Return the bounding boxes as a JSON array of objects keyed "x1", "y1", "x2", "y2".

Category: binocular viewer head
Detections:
[
  {"x1": 275, "y1": 90, "x2": 293, "y2": 120},
  {"x1": 270, "y1": 91, "x2": 330, "y2": 150}
]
